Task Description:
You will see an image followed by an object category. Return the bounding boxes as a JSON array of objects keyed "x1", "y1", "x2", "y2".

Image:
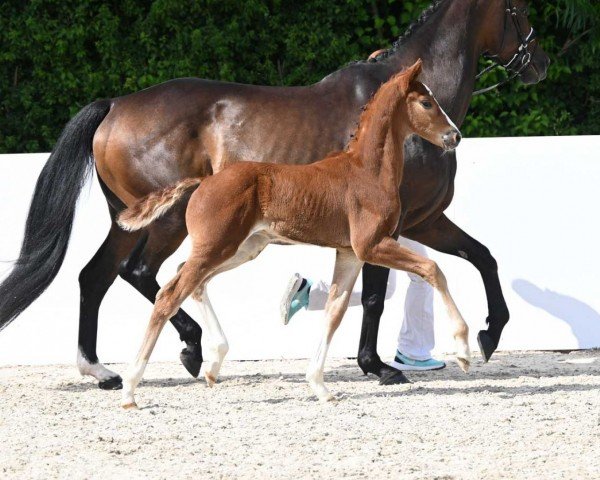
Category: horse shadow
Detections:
[
  {"x1": 512, "y1": 279, "x2": 600, "y2": 348},
  {"x1": 53, "y1": 353, "x2": 598, "y2": 397}
]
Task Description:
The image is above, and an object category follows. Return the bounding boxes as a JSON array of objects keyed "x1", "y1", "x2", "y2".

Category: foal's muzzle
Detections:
[{"x1": 442, "y1": 129, "x2": 461, "y2": 150}]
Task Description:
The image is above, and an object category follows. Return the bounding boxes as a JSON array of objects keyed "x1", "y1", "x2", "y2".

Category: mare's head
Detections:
[
  {"x1": 396, "y1": 59, "x2": 461, "y2": 151},
  {"x1": 480, "y1": 0, "x2": 550, "y2": 84}
]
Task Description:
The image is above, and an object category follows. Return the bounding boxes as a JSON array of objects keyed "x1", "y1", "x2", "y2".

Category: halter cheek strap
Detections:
[{"x1": 473, "y1": 0, "x2": 537, "y2": 96}]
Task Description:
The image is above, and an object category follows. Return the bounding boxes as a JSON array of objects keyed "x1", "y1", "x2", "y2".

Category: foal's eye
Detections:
[{"x1": 420, "y1": 100, "x2": 433, "y2": 109}]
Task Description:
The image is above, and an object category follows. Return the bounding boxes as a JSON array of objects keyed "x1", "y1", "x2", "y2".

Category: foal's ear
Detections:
[
  {"x1": 397, "y1": 58, "x2": 424, "y2": 91},
  {"x1": 404, "y1": 58, "x2": 423, "y2": 82}
]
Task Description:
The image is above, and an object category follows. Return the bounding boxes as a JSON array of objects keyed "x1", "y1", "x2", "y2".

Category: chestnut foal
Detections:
[{"x1": 117, "y1": 60, "x2": 469, "y2": 408}]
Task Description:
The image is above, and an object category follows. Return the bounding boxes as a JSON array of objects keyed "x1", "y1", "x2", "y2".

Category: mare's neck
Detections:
[{"x1": 381, "y1": 0, "x2": 484, "y2": 125}]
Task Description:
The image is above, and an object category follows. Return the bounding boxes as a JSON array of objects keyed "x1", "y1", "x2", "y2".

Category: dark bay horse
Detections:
[
  {"x1": 0, "y1": 0, "x2": 549, "y2": 388},
  {"x1": 117, "y1": 61, "x2": 468, "y2": 408}
]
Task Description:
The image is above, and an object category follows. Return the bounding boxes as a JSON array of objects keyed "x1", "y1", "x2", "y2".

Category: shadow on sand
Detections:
[
  {"x1": 512, "y1": 279, "x2": 600, "y2": 348},
  {"x1": 53, "y1": 352, "x2": 598, "y2": 396}
]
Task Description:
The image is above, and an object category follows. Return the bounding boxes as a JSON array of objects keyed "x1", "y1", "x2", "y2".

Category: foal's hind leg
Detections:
[
  {"x1": 78, "y1": 219, "x2": 142, "y2": 389},
  {"x1": 307, "y1": 249, "x2": 363, "y2": 401},
  {"x1": 118, "y1": 216, "x2": 204, "y2": 378},
  {"x1": 191, "y1": 290, "x2": 227, "y2": 387},
  {"x1": 122, "y1": 262, "x2": 205, "y2": 409},
  {"x1": 192, "y1": 233, "x2": 271, "y2": 386},
  {"x1": 357, "y1": 237, "x2": 471, "y2": 371}
]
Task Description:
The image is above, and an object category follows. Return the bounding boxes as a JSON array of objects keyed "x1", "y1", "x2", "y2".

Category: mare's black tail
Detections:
[{"x1": 0, "y1": 100, "x2": 111, "y2": 331}]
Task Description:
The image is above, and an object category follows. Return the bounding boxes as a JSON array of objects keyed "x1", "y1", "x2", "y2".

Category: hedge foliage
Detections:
[{"x1": 1, "y1": 0, "x2": 599, "y2": 152}]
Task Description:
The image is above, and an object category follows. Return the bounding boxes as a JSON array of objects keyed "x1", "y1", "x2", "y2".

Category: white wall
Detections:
[{"x1": 1, "y1": 136, "x2": 599, "y2": 366}]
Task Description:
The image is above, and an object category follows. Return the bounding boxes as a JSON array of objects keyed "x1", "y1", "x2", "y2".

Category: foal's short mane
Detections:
[{"x1": 347, "y1": 71, "x2": 407, "y2": 151}]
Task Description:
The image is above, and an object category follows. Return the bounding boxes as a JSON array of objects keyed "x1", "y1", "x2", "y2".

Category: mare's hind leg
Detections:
[
  {"x1": 118, "y1": 214, "x2": 204, "y2": 378},
  {"x1": 122, "y1": 262, "x2": 205, "y2": 409},
  {"x1": 78, "y1": 219, "x2": 142, "y2": 389},
  {"x1": 307, "y1": 249, "x2": 363, "y2": 401}
]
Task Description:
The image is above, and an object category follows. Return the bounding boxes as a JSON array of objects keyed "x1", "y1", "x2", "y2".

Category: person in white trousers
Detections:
[{"x1": 280, "y1": 237, "x2": 445, "y2": 371}]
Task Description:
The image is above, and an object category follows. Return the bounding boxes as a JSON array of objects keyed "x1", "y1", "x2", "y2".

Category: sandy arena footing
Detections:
[{"x1": 0, "y1": 350, "x2": 599, "y2": 479}]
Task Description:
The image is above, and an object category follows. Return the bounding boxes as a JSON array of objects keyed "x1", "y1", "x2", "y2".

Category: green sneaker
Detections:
[
  {"x1": 280, "y1": 274, "x2": 312, "y2": 325},
  {"x1": 389, "y1": 351, "x2": 446, "y2": 371}
]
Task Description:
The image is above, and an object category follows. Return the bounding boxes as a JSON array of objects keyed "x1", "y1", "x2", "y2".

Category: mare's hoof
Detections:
[
  {"x1": 379, "y1": 368, "x2": 410, "y2": 386},
  {"x1": 477, "y1": 330, "x2": 497, "y2": 363},
  {"x1": 98, "y1": 376, "x2": 123, "y2": 390},
  {"x1": 180, "y1": 347, "x2": 202, "y2": 378},
  {"x1": 121, "y1": 402, "x2": 139, "y2": 410},
  {"x1": 357, "y1": 356, "x2": 410, "y2": 385}
]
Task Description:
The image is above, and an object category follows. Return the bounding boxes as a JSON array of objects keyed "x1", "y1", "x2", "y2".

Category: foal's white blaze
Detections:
[
  {"x1": 77, "y1": 348, "x2": 119, "y2": 382},
  {"x1": 422, "y1": 83, "x2": 460, "y2": 133}
]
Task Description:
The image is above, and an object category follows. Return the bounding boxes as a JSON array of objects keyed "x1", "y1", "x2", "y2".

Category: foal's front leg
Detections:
[
  {"x1": 356, "y1": 236, "x2": 471, "y2": 372},
  {"x1": 405, "y1": 214, "x2": 509, "y2": 361},
  {"x1": 307, "y1": 249, "x2": 363, "y2": 401}
]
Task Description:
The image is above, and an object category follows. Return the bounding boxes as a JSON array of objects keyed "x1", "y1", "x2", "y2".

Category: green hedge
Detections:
[{"x1": 1, "y1": 0, "x2": 599, "y2": 153}]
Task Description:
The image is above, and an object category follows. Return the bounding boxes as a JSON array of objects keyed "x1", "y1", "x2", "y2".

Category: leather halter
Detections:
[{"x1": 473, "y1": 0, "x2": 537, "y2": 96}]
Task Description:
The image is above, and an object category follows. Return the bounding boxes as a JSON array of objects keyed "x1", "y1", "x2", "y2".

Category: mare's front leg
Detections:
[
  {"x1": 307, "y1": 249, "x2": 363, "y2": 401},
  {"x1": 406, "y1": 214, "x2": 509, "y2": 361},
  {"x1": 355, "y1": 236, "x2": 471, "y2": 371},
  {"x1": 357, "y1": 263, "x2": 410, "y2": 385}
]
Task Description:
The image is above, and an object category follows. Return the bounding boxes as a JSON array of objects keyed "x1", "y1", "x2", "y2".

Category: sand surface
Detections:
[{"x1": 1, "y1": 351, "x2": 599, "y2": 479}]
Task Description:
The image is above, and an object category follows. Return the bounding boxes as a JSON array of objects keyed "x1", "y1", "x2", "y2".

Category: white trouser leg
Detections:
[
  {"x1": 307, "y1": 267, "x2": 396, "y2": 310},
  {"x1": 307, "y1": 280, "x2": 331, "y2": 311},
  {"x1": 396, "y1": 237, "x2": 435, "y2": 361}
]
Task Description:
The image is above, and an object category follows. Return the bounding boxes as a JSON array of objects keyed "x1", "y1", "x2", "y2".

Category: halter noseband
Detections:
[{"x1": 473, "y1": 0, "x2": 537, "y2": 96}]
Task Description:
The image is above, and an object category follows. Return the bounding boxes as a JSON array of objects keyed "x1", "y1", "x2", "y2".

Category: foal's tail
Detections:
[
  {"x1": 0, "y1": 100, "x2": 112, "y2": 332},
  {"x1": 117, "y1": 178, "x2": 202, "y2": 232}
]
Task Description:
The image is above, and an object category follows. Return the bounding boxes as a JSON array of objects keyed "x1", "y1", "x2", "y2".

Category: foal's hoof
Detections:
[
  {"x1": 121, "y1": 402, "x2": 139, "y2": 410},
  {"x1": 379, "y1": 368, "x2": 410, "y2": 386},
  {"x1": 180, "y1": 347, "x2": 202, "y2": 378},
  {"x1": 204, "y1": 372, "x2": 216, "y2": 388},
  {"x1": 319, "y1": 393, "x2": 337, "y2": 403},
  {"x1": 98, "y1": 375, "x2": 123, "y2": 390},
  {"x1": 456, "y1": 357, "x2": 470, "y2": 373},
  {"x1": 477, "y1": 330, "x2": 497, "y2": 363}
]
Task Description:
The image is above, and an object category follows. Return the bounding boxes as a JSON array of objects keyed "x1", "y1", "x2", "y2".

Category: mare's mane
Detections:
[{"x1": 362, "y1": 0, "x2": 448, "y2": 64}]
